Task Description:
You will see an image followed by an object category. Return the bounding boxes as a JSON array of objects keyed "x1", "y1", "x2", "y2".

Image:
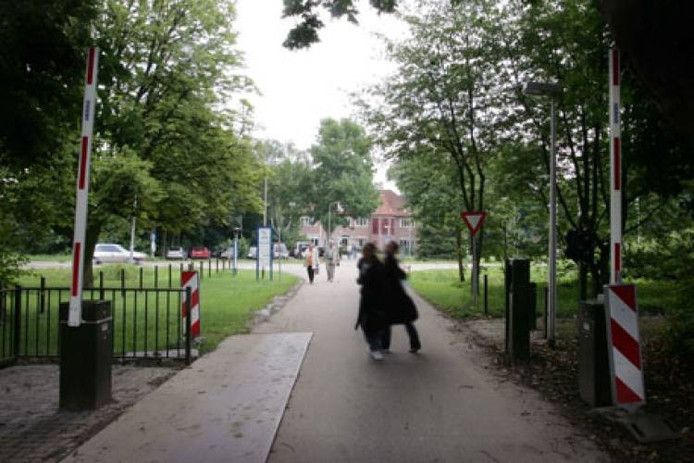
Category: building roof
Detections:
[{"x1": 373, "y1": 190, "x2": 410, "y2": 217}]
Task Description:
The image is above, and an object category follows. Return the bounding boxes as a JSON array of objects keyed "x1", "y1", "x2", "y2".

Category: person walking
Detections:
[
  {"x1": 324, "y1": 241, "x2": 339, "y2": 282},
  {"x1": 304, "y1": 244, "x2": 318, "y2": 284},
  {"x1": 382, "y1": 241, "x2": 421, "y2": 353},
  {"x1": 355, "y1": 243, "x2": 387, "y2": 360}
]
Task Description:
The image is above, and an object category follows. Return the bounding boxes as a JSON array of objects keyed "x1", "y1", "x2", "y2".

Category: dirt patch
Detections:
[
  {"x1": 461, "y1": 317, "x2": 693, "y2": 463},
  {"x1": 0, "y1": 364, "x2": 177, "y2": 462}
]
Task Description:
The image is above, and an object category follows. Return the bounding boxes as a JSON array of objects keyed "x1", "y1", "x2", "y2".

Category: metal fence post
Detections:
[
  {"x1": 483, "y1": 274, "x2": 488, "y2": 316},
  {"x1": 543, "y1": 285, "x2": 549, "y2": 339},
  {"x1": 168, "y1": 264, "x2": 172, "y2": 288},
  {"x1": 13, "y1": 286, "x2": 21, "y2": 357},
  {"x1": 139, "y1": 267, "x2": 144, "y2": 290},
  {"x1": 185, "y1": 287, "x2": 192, "y2": 365},
  {"x1": 40, "y1": 277, "x2": 46, "y2": 313},
  {"x1": 120, "y1": 269, "x2": 126, "y2": 296},
  {"x1": 208, "y1": 259, "x2": 211, "y2": 278},
  {"x1": 99, "y1": 271, "x2": 105, "y2": 300},
  {"x1": 154, "y1": 266, "x2": 158, "y2": 288},
  {"x1": 199, "y1": 261, "x2": 203, "y2": 280},
  {"x1": 215, "y1": 258, "x2": 219, "y2": 274}
]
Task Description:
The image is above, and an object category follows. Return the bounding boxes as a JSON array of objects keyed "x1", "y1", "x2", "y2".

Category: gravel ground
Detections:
[
  {"x1": 460, "y1": 317, "x2": 693, "y2": 463},
  {"x1": 0, "y1": 364, "x2": 176, "y2": 462}
]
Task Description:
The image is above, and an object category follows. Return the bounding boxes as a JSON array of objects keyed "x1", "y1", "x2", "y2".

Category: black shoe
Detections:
[{"x1": 409, "y1": 347, "x2": 420, "y2": 353}]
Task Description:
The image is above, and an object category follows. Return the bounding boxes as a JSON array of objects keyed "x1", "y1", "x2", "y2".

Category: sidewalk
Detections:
[{"x1": 62, "y1": 333, "x2": 311, "y2": 463}]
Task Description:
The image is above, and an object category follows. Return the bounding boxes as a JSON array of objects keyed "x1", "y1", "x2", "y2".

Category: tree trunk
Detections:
[
  {"x1": 455, "y1": 229, "x2": 465, "y2": 283},
  {"x1": 579, "y1": 263, "x2": 588, "y2": 300}
]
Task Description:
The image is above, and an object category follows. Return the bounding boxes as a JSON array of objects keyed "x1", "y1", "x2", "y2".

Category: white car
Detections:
[
  {"x1": 274, "y1": 243, "x2": 289, "y2": 259},
  {"x1": 165, "y1": 247, "x2": 186, "y2": 260},
  {"x1": 93, "y1": 243, "x2": 147, "y2": 265}
]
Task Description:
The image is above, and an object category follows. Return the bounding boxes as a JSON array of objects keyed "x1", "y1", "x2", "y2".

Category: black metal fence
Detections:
[{"x1": 0, "y1": 285, "x2": 193, "y2": 365}]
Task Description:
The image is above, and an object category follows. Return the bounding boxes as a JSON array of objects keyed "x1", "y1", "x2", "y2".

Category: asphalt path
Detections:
[{"x1": 255, "y1": 261, "x2": 607, "y2": 463}]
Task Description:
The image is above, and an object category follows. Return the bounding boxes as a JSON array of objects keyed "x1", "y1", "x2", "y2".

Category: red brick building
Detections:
[{"x1": 299, "y1": 190, "x2": 417, "y2": 255}]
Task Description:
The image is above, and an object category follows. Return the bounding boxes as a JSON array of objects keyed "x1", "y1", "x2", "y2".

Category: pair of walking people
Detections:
[
  {"x1": 355, "y1": 241, "x2": 421, "y2": 361},
  {"x1": 304, "y1": 242, "x2": 339, "y2": 284}
]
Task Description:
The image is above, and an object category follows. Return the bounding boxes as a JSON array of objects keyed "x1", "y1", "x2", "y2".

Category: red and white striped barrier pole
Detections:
[
  {"x1": 609, "y1": 47, "x2": 622, "y2": 284},
  {"x1": 68, "y1": 47, "x2": 100, "y2": 327},
  {"x1": 604, "y1": 285, "x2": 645, "y2": 409},
  {"x1": 181, "y1": 271, "x2": 201, "y2": 339}
]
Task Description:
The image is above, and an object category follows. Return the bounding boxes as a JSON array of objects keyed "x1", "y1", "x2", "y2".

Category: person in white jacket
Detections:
[{"x1": 304, "y1": 244, "x2": 319, "y2": 284}]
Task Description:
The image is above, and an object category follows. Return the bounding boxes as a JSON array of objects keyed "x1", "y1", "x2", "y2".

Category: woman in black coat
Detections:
[
  {"x1": 382, "y1": 241, "x2": 421, "y2": 353},
  {"x1": 355, "y1": 243, "x2": 387, "y2": 360}
]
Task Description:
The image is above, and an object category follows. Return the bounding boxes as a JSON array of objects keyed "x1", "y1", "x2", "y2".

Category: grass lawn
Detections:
[
  {"x1": 409, "y1": 264, "x2": 678, "y2": 320},
  {"x1": 10, "y1": 265, "x2": 298, "y2": 356}
]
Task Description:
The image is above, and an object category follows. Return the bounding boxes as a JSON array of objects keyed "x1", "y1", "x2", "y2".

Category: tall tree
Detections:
[
  {"x1": 363, "y1": 0, "x2": 511, "y2": 285},
  {"x1": 0, "y1": 0, "x2": 96, "y2": 167},
  {"x1": 75, "y1": 0, "x2": 262, "y2": 284},
  {"x1": 309, "y1": 119, "x2": 380, "y2": 237}
]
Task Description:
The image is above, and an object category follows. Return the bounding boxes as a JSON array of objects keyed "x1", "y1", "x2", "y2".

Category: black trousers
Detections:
[
  {"x1": 383, "y1": 323, "x2": 421, "y2": 350},
  {"x1": 307, "y1": 266, "x2": 314, "y2": 283}
]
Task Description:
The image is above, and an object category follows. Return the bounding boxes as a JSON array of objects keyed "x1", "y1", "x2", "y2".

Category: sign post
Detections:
[
  {"x1": 461, "y1": 211, "x2": 487, "y2": 306},
  {"x1": 181, "y1": 271, "x2": 201, "y2": 340},
  {"x1": 609, "y1": 47, "x2": 623, "y2": 284},
  {"x1": 257, "y1": 227, "x2": 272, "y2": 281},
  {"x1": 68, "y1": 47, "x2": 99, "y2": 327}
]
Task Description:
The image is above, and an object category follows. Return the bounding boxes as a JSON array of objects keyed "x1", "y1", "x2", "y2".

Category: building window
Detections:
[
  {"x1": 353, "y1": 217, "x2": 369, "y2": 228},
  {"x1": 400, "y1": 218, "x2": 414, "y2": 228},
  {"x1": 372, "y1": 218, "x2": 379, "y2": 234},
  {"x1": 300, "y1": 216, "x2": 313, "y2": 227}
]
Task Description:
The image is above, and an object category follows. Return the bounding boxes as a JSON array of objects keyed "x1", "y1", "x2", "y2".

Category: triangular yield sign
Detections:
[{"x1": 461, "y1": 211, "x2": 487, "y2": 236}]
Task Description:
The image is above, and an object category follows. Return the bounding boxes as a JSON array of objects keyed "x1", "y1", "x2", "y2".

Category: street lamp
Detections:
[
  {"x1": 524, "y1": 80, "x2": 561, "y2": 347},
  {"x1": 327, "y1": 201, "x2": 343, "y2": 246},
  {"x1": 232, "y1": 226, "x2": 241, "y2": 276}
]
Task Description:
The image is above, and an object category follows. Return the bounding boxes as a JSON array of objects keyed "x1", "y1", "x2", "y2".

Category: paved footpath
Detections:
[
  {"x1": 256, "y1": 263, "x2": 608, "y2": 463},
  {"x1": 64, "y1": 262, "x2": 608, "y2": 463}
]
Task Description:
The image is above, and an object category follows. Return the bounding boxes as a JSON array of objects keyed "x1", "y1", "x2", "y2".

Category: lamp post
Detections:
[
  {"x1": 327, "y1": 201, "x2": 343, "y2": 247},
  {"x1": 524, "y1": 80, "x2": 561, "y2": 347},
  {"x1": 232, "y1": 227, "x2": 240, "y2": 276}
]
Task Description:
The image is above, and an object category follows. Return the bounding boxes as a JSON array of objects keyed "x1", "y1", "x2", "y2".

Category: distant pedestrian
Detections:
[
  {"x1": 305, "y1": 244, "x2": 318, "y2": 284},
  {"x1": 324, "y1": 240, "x2": 339, "y2": 282},
  {"x1": 355, "y1": 243, "x2": 387, "y2": 360},
  {"x1": 382, "y1": 241, "x2": 421, "y2": 353}
]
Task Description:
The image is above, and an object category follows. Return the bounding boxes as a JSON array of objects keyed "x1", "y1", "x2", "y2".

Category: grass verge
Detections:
[{"x1": 408, "y1": 265, "x2": 679, "y2": 319}]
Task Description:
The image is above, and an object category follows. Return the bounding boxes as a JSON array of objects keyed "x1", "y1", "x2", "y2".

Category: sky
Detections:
[{"x1": 234, "y1": 0, "x2": 410, "y2": 189}]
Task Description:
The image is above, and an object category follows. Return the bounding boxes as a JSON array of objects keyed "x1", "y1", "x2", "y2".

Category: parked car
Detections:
[
  {"x1": 165, "y1": 247, "x2": 186, "y2": 260},
  {"x1": 292, "y1": 241, "x2": 310, "y2": 258},
  {"x1": 219, "y1": 247, "x2": 234, "y2": 259},
  {"x1": 93, "y1": 243, "x2": 147, "y2": 265},
  {"x1": 274, "y1": 243, "x2": 289, "y2": 259},
  {"x1": 247, "y1": 246, "x2": 257, "y2": 259},
  {"x1": 190, "y1": 247, "x2": 211, "y2": 259}
]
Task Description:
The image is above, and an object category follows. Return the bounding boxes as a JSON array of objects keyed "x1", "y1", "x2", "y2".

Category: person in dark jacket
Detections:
[
  {"x1": 382, "y1": 241, "x2": 421, "y2": 353},
  {"x1": 355, "y1": 242, "x2": 387, "y2": 360}
]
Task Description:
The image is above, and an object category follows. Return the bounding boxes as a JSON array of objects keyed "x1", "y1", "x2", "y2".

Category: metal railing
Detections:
[{"x1": 0, "y1": 285, "x2": 193, "y2": 365}]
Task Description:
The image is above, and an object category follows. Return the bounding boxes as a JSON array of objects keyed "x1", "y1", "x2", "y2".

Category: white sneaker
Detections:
[{"x1": 370, "y1": 350, "x2": 383, "y2": 361}]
